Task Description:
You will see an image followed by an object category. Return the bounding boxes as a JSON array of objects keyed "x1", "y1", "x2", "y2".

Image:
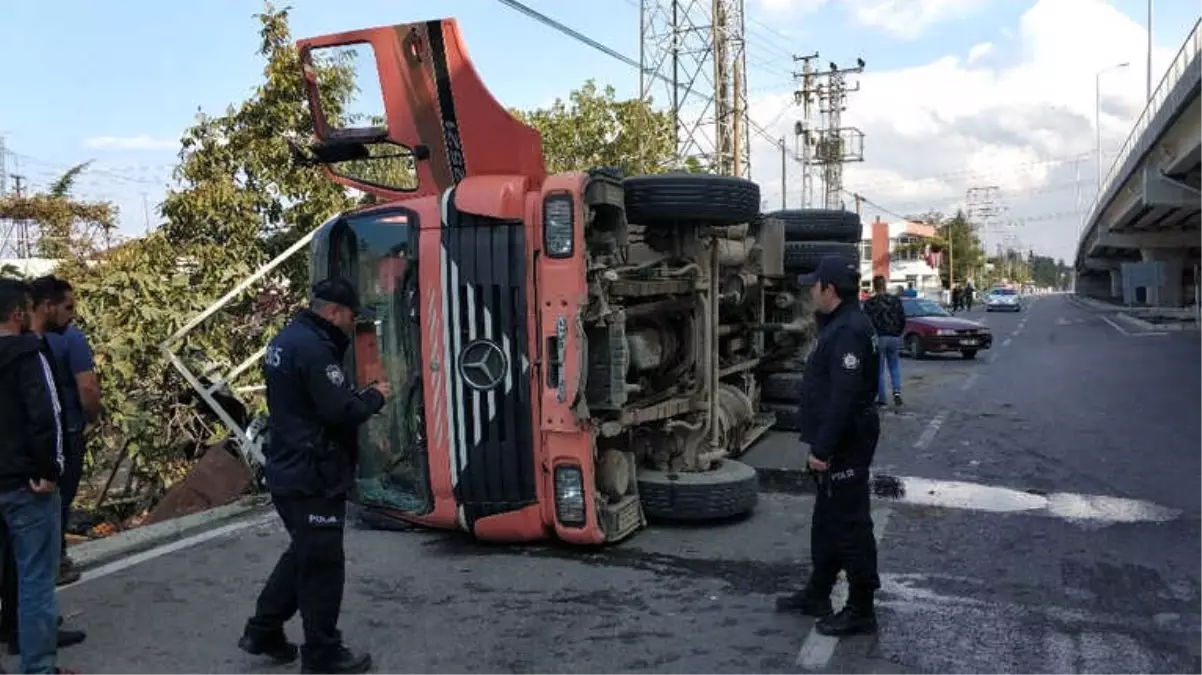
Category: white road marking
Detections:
[
  {"x1": 1100, "y1": 315, "x2": 1130, "y2": 336},
  {"x1": 960, "y1": 373, "x2": 979, "y2": 391},
  {"x1": 886, "y1": 476, "x2": 1179, "y2": 523},
  {"x1": 796, "y1": 508, "x2": 893, "y2": 670},
  {"x1": 913, "y1": 411, "x2": 947, "y2": 449},
  {"x1": 1002, "y1": 337, "x2": 1012, "y2": 347},
  {"x1": 64, "y1": 512, "x2": 277, "y2": 588}
]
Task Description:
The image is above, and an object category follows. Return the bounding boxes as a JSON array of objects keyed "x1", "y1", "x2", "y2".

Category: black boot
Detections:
[
  {"x1": 4, "y1": 628, "x2": 87, "y2": 655},
  {"x1": 774, "y1": 588, "x2": 833, "y2": 617},
  {"x1": 301, "y1": 644, "x2": 373, "y2": 674},
  {"x1": 816, "y1": 586, "x2": 878, "y2": 636},
  {"x1": 238, "y1": 628, "x2": 298, "y2": 664}
]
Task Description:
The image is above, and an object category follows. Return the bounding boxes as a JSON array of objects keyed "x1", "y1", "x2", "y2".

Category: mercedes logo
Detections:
[{"x1": 458, "y1": 338, "x2": 508, "y2": 392}]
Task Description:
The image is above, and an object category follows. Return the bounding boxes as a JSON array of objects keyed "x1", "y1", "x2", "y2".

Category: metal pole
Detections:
[
  {"x1": 1147, "y1": 0, "x2": 1154, "y2": 102},
  {"x1": 779, "y1": 137, "x2": 786, "y2": 209},
  {"x1": 1095, "y1": 62, "x2": 1130, "y2": 195},
  {"x1": 1095, "y1": 71, "x2": 1102, "y2": 192}
]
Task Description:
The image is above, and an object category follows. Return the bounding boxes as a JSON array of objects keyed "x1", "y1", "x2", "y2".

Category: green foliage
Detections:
[
  {"x1": 56, "y1": 1, "x2": 360, "y2": 510},
  {"x1": 0, "y1": 162, "x2": 118, "y2": 260},
  {"x1": 512, "y1": 81, "x2": 683, "y2": 176},
  {"x1": 1025, "y1": 251, "x2": 1071, "y2": 289},
  {"x1": 900, "y1": 210, "x2": 988, "y2": 288},
  {"x1": 47, "y1": 9, "x2": 710, "y2": 514},
  {"x1": 159, "y1": 4, "x2": 358, "y2": 255}
]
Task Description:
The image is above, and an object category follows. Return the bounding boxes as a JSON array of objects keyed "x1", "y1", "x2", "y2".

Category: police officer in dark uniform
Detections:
[
  {"x1": 775, "y1": 254, "x2": 882, "y2": 637},
  {"x1": 239, "y1": 278, "x2": 389, "y2": 674}
]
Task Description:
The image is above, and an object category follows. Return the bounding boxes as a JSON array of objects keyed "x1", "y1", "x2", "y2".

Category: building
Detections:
[{"x1": 861, "y1": 217, "x2": 942, "y2": 298}]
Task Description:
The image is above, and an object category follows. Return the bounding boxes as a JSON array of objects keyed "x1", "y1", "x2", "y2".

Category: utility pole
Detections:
[
  {"x1": 966, "y1": 185, "x2": 1002, "y2": 283},
  {"x1": 793, "y1": 55, "x2": 865, "y2": 210},
  {"x1": 9, "y1": 174, "x2": 29, "y2": 259},
  {"x1": 792, "y1": 52, "x2": 818, "y2": 208},
  {"x1": 1147, "y1": 0, "x2": 1154, "y2": 102},
  {"x1": 779, "y1": 136, "x2": 786, "y2": 209},
  {"x1": 0, "y1": 135, "x2": 7, "y2": 197},
  {"x1": 639, "y1": 0, "x2": 750, "y2": 177}
]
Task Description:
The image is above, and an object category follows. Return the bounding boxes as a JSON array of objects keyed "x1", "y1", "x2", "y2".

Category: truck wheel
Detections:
[
  {"x1": 766, "y1": 209, "x2": 861, "y2": 243},
  {"x1": 637, "y1": 459, "x2": 759, "y2": 522},
  {"x1": 760, "y1": 401, "x2": 801, "y2": 431},
  {"x1": 762, "y1": 371, "x2": 805, "y2": 402},
  {"x1": 623, "y1": 173, "x2": 761, "y2": 226},
  {"x1": 784, "y1": 241, "x2": 859, "y2": 273}
]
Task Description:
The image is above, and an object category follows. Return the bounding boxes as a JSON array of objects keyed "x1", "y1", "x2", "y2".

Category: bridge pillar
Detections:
[
  {"x1": 1109, "y1": 268, "x2": 1123, "y2": 298},
  {"x1": 1139, "y1": 247, "x2": 1187, "y2": 307}
]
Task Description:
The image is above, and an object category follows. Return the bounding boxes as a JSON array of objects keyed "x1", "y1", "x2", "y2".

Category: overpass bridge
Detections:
[{"x1": 1076, "y1": 19, "x2": 1201, "y2": 307}]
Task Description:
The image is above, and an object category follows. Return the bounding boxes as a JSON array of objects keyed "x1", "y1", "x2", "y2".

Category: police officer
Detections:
[
  {"x1": 239, "y1": 278, "x2": 389, "y2": 674},
  {"x1": 775, "y1": 254, "x2": 882, "y2": 637}
]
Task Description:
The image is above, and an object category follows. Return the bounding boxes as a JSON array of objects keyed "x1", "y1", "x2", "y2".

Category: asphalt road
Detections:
[{"x1": 47, "y1": 294, "x2": 1201, "y2": 674}]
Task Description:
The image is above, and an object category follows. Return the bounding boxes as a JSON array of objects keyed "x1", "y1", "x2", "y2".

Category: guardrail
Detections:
[{"x1": 1078, "y1": 18, "x2": 1202, "y2": 254}]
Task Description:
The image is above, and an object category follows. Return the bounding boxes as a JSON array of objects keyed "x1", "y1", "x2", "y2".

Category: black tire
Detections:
[
  {"x1": 638, "y1": 459, "x2": 759, "y2": 522},
  {"x1": 762, "y1": 372, "x2": 805, "y2": 401},
  {"x1": 766, "y1": 209, "x2": 861, "y2": 243},
  {"x1": 905, "y1": 333, "x2": 926, "y2": 359},
  {"x1": 961, "y1": 349, "x2": 978, "y2": 360},
  {"x1": 761, "y1": 401, "x2": 800, "y2": 431},
  {"x1": 623, "y1": 173, "x2": 760, "y2": 226},
  {"x1": 784, "y1": 241, "x2": 859, "y2": 273}
]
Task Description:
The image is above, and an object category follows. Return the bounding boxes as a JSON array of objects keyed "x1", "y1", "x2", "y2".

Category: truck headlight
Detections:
[
  {"x1": 543, "y1": 195, "x2": 574, "y2": 259},
  {"x1": 554, "y1": 465, "x2": 586, "y2": 527}
]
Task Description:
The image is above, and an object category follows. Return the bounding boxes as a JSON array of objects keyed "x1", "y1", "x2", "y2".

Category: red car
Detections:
[{"x1": 900, "y1": 297, "x2": 992, "y2": 359}]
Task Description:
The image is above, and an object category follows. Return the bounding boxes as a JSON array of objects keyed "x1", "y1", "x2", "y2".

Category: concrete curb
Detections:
[
  {"x1": 70, "y1": 495, "x2": 272, "y2": 572},
  {"x1": 1114, "y1": 312, "x2": 1160, "y2": 331}
]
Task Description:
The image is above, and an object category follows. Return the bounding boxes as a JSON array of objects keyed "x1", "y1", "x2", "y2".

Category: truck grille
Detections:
[{"x1": 440, "y1": 191, "x2": 537, "y2": 528}]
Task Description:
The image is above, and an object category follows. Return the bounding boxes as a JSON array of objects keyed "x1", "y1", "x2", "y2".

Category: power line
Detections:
[{"x1": 491, "y1": 0, "x2": 1102, "y2": 228}]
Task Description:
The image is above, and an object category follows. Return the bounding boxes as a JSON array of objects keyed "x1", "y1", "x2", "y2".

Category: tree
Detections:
[
  {"x1": 0, "y1": 162, "x2": 118, "y2": 259},
  {"x1": 53, "y1": 1, "x2": 364, "y2": 513},
  {"x1": 159, "y1": 3, "x2": 360, "y2": 257},
  {"x1": 900, "y1": 211, "x2": 987, "y2": 289},
  {"x1": 511, "y1": 81, "x2": 692, "y2": 176}
]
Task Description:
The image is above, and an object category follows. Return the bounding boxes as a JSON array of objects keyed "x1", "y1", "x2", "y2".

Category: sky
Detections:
[{"x1": 0, "y1": 0, "x2": 1198, "y2": 262}]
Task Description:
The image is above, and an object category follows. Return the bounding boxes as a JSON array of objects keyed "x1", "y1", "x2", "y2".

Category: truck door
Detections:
[{"x1": 321, "y1": 206, "x2": 433, "y2": 515}]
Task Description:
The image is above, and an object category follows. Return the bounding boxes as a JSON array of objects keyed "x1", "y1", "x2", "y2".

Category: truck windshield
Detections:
[{"x1": 328, "y1": 211, "x2": 431, "y2": 514}]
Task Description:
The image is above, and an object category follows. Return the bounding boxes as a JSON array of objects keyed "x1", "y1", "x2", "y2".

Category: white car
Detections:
[{"x1": 985, "y1": 287, "x2": 1022, "y2": 312}]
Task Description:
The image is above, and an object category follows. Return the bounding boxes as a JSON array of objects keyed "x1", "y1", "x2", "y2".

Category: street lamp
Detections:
[{"x1": 1096, "y1": 61, "x2": 1130, "y2": 191}]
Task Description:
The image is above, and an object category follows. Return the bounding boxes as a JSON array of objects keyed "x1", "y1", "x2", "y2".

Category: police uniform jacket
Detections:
[
  {"x1": 797, "y1": 298, "x2": 880, "y2": 465},
  {"x1": 262, "y1": 309, "x2": 385, "y2": 499}
]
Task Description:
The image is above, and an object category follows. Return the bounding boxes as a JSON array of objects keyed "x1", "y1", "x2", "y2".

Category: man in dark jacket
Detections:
[
  {"x1": 775, "y1": 256, "x2": 882, "y2": 637},
  {"x1": 240, "y1": 278, "x2": 389, "y2": 675},
  {"x1": 0, "y1": 276, "x2": 88, "y2": 659},
  {"x1": 863, "y1": 275, "x2": 906, "y2": 407},
  {"x1": 0, "y1": 278, "x2": 69, "y2": 674}
]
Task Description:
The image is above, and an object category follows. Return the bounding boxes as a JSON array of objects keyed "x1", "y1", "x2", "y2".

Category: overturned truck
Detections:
[{"x1": 166, "y1": 18, "x2": 862, "y2": 545}]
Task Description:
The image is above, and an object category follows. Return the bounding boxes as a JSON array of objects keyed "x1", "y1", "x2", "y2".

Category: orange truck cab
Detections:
[{"x1": 294, "y1": 18, "x2": 790, "y2": 545}]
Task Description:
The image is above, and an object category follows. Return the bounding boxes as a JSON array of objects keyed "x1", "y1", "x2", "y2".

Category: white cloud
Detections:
[
  {"x1": 84, "y1": 135, "x2": 177, "y2": 151},
  {"x1": 757, "y1": 0, "x2": 990, "y2": 40},
  {"x1": 746, "y1": 0, "x2": 1172, "y2": 261},
  {"x1": 847, "y1": 0, "x2": 993, "y2": 40},
  {"x1": 967, "y1": 41, "x2": 994, "y2": 64}
]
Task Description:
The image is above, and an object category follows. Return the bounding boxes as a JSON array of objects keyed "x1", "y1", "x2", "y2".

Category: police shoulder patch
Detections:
[
  {"x1": 841, "y1": 352, "x2": 860, "y2": 370},
  {"x1": 325, "y1": 364, "x2": 345, "y2": 387}
]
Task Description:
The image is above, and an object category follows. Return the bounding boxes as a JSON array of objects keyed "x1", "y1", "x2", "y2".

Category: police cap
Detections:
[
  {"x1": 312, "y1": 277, "x2": 376, "y2": 320},
  {"x1": 796, "y1": 254, "x2": 859, "y2": 288}
]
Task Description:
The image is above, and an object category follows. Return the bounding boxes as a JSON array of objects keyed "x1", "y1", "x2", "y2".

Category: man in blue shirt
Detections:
[{"x1": 29, "y1": 277, "x2": 101, "y2": 584}]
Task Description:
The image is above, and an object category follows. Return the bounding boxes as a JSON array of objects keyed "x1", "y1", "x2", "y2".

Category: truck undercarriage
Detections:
[{"x1": 161, "y1": 17, "x2": 862, "y2": 545}]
